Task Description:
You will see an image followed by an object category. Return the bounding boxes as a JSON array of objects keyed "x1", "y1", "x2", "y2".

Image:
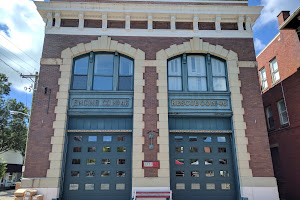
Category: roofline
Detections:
[
  {"x1": 256, "y1": 33, "x2": 280, "y2": 58},
  {"x1": 279, "y1": 6, "x2": 300, "y2": 30}
]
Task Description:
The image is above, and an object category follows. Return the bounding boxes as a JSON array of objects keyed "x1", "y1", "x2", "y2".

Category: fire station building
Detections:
[{"x1": 21, "y1": 0, "x2": 279, "y2": 200}]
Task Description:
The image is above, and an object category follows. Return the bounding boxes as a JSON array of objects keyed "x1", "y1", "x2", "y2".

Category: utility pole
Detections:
[{"x1": 20, "y1": 72, "x2": 39, "y2": 177}]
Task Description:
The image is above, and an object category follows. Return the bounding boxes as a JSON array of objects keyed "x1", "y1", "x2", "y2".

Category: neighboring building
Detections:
[
  {"x1": 0, "y1": 150, "x2": 23, "y2": 188},
  {"x1": 256, "y1": 7, "x2": 300, "y2": 200},
  {"x1": 20, "y1": 0, "x2": 279, "y2": 200}
]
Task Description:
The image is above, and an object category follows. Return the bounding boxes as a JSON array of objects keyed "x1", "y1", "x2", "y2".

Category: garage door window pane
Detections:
[
  {"x1": 71, "y1": 171, "x2": 80, "y2": 177},
  {"x1": 116, "y1": 171, "x2": 126, "y2": 177},
  {"x1": 176, "y1": 171, "x2": 184, "y2": 177},
  {"x1": 220, "y1": 170, "x2": 229, "y2": 177},
  {"x1": 175, "y1": 147, "x2": 184, "y2": 153},
  {"x1": 103, "y1": 136, "x2": 112, "y2": 142},
  {"x1": 101, "y1": 171, "x2": 110, "y2": 177},
  {"x1": 103, "y1": 147, "x2": 111, "y2": 152},
  {"x1": 88, "y1": 147, "x2": 96, "y2": 152},
  {"x1": 87, "y1": 159, "x2": 96, "y2": 165},
  {"x1": 85, "y1": 184, "x2": 94, "y2": 190},
  {"x1": 72, "y1": 159, "x2": 80, "y2": 164},
  {"x1": 190, "y1": 159, "x2": 199, "y2": 165},
  {"x1": 69, "y1": 184, "x2": 79, "y2": 190},
  {"x1": 219, "y1": 159, "x2": 227, "y2": 165},
  {"x1": 102, "y1": 159, "x2": 110, "y2": 164},
  {"x1": 86, "y1": 171, "x2": 95, "y2": 177},
  {"x1": 175, "y1": 159, "x2": 184, "y2": 165},
  {"x1": 205, "y1": 159, "x2": 213, "y2": 165},
  {"x1": 88, "y1": 136, "x2": 97, "y2": 142},
  {"x1": 74, "y1": 136, "x2": 82, "y2": 142},
  {"x1": 73, "y1": 147, "x2": 81, "y2": 152},
  {"x1": 191, "y1": 171, "x2": 199, "y2": 177}
]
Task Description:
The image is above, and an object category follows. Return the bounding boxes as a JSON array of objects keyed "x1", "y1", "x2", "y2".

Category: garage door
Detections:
[
  {"x1": 170, "y1": 133, "x2": 237, "y2": 200},
  {"x1": 63, "y1": 132, "x2": 132, "y2": 200}
]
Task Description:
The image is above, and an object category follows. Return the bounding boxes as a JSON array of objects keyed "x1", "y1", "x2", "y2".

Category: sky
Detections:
[{"x1": 0, "y1": 0, "x2": 299, "y2": 110}]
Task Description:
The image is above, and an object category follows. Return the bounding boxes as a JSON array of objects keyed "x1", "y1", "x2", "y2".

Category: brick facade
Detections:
[
  {"x1": 142, "y1": 67, "x2": 159, "y2": 177},
  {"x1": 256, "y1": 10, "x2": 300, "y2": 200},
  {"x1": 24, "y1": 65, "x2": 60, "y2": 177},
  {"x1": 26, "y1": 34, "x2": 271, "y2": 179}
]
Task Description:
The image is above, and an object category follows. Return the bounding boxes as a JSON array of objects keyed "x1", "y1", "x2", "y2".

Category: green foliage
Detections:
[
  {"x1": 0, "y1": 157, "x2": 7, "y2": 178},
  {"x1": 0, "y1": 73, "x2": 29, "y2": 156}
]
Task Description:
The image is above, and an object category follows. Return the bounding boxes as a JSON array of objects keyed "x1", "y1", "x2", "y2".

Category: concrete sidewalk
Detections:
[{"x1": 0, "y1": 189, "x2": 14, "y2": 200}]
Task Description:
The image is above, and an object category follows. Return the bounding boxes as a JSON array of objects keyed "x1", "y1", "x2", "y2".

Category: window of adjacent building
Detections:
[
  {"x1": 168, "y1": 54, "x2": 227, "y2": 92},
  {"x1": 265, "y1": 106, "x2": 275, "y2": 130},
  {"x1": 270, "y1": 58, "x2": 280, "y2": 84},
  {"x1": 259, "y1": 67, "x2": 268, "y2": 91},
  {"x1": 72, "y1": 52, "x2": 134, "y2": 91},
  {"x1": 277, "y1": 99, "x2": 289, "y2": 125}
]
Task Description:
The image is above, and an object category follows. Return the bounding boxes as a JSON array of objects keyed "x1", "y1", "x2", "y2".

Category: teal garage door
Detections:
[
  {"x1": 170, "y1": 133, "x2": 237, "y2": 200},
  {"x1": 63, "y1": 132, "x2": 132, "y2": 200}
]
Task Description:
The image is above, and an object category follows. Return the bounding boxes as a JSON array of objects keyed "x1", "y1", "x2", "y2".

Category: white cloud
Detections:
[
  {"x1": 254, "y1": 0, "x2": 300, "y2": 30},
  {"x1": 0, "y1": 0, "x2": 45, "y2": 93},
  {"x1": 254, "y1": 38, "x2": 266, "y2": 52}
]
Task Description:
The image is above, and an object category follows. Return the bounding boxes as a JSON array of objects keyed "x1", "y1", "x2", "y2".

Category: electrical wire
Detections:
[
  {"x1": 0, "y1": 43, "x2": 39, "y2": 71},
  {"x1": 0, "y1": 33, "x2": 40, "y2": 65},
  {"x1": 0, "y1": 51, "x2": 33, "y2": 75},
  {"x1": 0, "y1": 58, "x2": 34, "y2": 83}
]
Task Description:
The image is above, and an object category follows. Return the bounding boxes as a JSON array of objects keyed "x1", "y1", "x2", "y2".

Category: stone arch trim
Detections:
[
  {"x1": 47, "y1": 36, "x2": 146, "y2": 185},
  {"x1": 155, "y1": 37, "x2": 253, "y2": 184}
]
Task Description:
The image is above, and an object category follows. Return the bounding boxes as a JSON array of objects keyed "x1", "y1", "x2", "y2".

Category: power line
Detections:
[
  {"x1": 0, "y1": 51, "x2": 33, "y2": 75},
  {"x1": 0, "y1": 33, "x2": 40, "y2": 65},
  {"x1": 0, "y1": 58, "x2": 34, "y2": 83},
  {"x1": 0, "y1": 43, "x2": 39, "y2": 71}
]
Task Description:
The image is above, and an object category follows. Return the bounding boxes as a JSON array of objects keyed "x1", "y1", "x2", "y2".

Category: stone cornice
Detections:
[{"x1": 35, "y1": 2, "x2": 262, "y2": 22}]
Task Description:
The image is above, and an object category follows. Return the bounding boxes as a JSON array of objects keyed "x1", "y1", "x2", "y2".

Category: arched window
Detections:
[
  {"x1": 72, "y1": 52, "x2": 134, "y2": 91},
  {"x1": 168, "y1": 54, "x2": 228, "y2": 92}
]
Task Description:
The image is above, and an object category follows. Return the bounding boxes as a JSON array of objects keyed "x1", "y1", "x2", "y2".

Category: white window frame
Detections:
[
  {"x1": 270, "y1": 58, "x2": 280, "y2": 84},
  {"x1": 277, "y1": 99, "x2": 289, "y2": 126},
  {"x1": 259, "y1": 67, "x2": 268, "y2": 91},
  {"x1": 265, "y1": 106, "x2": 274, "y2": 130}
]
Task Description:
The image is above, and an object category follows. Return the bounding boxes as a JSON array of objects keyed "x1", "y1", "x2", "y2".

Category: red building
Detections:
[{"x1": 256, "y1": 7, "x2": 300, "y2": 200}]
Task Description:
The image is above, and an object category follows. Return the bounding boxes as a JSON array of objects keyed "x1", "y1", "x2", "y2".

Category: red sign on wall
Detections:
[{"x1": 142, "y1": 161, "x2": 160, "y2": 168}]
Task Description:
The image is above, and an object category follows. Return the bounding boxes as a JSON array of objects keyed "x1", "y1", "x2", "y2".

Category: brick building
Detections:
[
  {"x1": 21, "y1": 0, "x2": 279, "y2": 199},
  {"x1": 256, "y1": 7, "x2": 300, "y2": 200}
]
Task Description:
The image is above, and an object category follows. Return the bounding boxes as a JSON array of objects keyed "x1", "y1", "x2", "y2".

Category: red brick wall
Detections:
[
  {"x1": 256, "y1": 30, "x2": 300, "y2": 91},
  {"x1": 42, "y1": 35, "x2": 256, "y2": 61},
  {"x1": 143, "y1": 67, "x2": 159, "y2": 177},
  {"x1": 239, "y1": 67, "x2": 274, "y2": 177},
  {"x1": 23, "y1": 65, "x2": 60, "y2": 178}
]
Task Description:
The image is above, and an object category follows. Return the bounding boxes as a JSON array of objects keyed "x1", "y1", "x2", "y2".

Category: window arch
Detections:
[
  {"x1": 167, "y1": 54, "x2": 228, "y2": 92},
  {"x1": 72, "y1": 52, "x2": 134, "y2": 91}
]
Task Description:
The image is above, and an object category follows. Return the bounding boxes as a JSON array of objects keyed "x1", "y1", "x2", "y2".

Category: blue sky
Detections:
[{"x1": 0, "y1": 0, "x2": 300, "y2": 110}]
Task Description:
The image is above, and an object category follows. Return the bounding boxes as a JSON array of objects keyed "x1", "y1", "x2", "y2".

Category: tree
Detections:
[
  {"x1": 0, "y1": 73, "x2": 29, "y2": 156},
  {"x1": 0, "y1": 157, "x2": 7, "y2": 179}
]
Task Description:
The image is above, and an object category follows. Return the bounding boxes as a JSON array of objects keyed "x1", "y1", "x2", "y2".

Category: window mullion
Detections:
[
  {"x1": 87, "y1": 52, "x2": 94, "y2": 91},
  {"x1": 113, "y1": 52, "x2": 119, "y2": 91},
  {"x1": 182, "y1": 54, "x2": 188, "y2": 92},
  {"x1": 206, "y1": 54, "x2": 213, "y2": 92}
]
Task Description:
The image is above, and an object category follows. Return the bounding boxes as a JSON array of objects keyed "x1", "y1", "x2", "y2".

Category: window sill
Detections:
[
  {"x1": 168, "y1": 91, "x2": 231, "y2": 95},
  {"x1": 69, "y1": 90, "x2": 134, "y2": 95}
]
